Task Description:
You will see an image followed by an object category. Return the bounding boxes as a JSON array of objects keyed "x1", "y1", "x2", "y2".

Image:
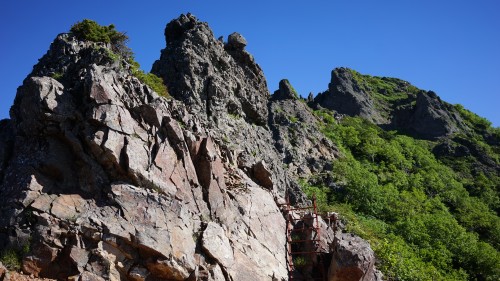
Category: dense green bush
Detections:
[
  {"x1": 305, "y1": 111, "x2": 500, "y2": 280},
  {"x1": 70, "y1": 19, "x2": 129, "y2": 55},
  {"x1": 454, "y1": 104, "x2": 492, "y2": 131},
  {"x1": 350, "y1": 70, "x2": 413, "y2": 101},
  {"x1": 0, "y1": 248, "x2": 21, "y2": 270},
  {"x1": 129, "y1": 59, "x2": 170, "y2": 98}
]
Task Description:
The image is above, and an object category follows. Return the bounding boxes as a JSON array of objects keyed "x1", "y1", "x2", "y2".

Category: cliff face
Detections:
[
  {"x1": 0, "y1": 15, "x2": 384, "y2": 281},
  {"x1": 1, "y1": 18, "x2": 289, "y2": 280}
]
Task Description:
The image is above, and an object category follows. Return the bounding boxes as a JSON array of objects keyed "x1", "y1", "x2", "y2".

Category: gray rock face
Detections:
[
  {"x1": 403, "y1": 91, "x2": 465, "y2": 139},
  {"x1": 0, "y1": 262, "x2": 7, "y2": 280},
  {"x1": 272, "y1": 79, "x2": 299, "y2": 101},
  {"x1": 0, "y1": 14, "x2": 386, "y2": 281},
  {"x1": 269, "y1": 80, "x2": 339, "y2": 182},
  {"x1": 202, "y1": 222, "x2": 234, "y2": 269},
  {"x1": 315, "y1": 68, "x2": 382, "y2": 123},
  {"x1": 152, "y1": 13, "x2": 269, "y2": 126},
  {"x1": 152, "y1": 13, "x2": 299, "y2": 201},
  {"x1": 0, "y1": 120, "x2": 13, "y2": 186},
  {"x1": 328, "y1": 233, "x2": 383, "y2": 281}
]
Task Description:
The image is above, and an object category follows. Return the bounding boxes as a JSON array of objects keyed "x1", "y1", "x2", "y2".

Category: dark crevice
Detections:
[
  {"x1": 0, "y1": 120, "x2": 15, "y2": 185},
  {"x1": 120, "y1": 136, "x2": 130, "y2": 174},
  {"x1": 219, "y1": 264, "x2": 232, "y2": 281},
  {"x1": 267, "y1": 100, "x2": 284, "y2": 153},
  {"x1": 205, "y1": 77, "x2": 212, "y2": 120}
]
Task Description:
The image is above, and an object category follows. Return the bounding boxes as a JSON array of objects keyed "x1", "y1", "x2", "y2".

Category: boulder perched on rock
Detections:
[{"x1": 226, "y1": 32, "x2": 247, "y2": 50}]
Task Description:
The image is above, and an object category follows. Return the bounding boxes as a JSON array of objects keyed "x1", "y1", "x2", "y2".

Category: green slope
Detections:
[{"x1": 303, "y1": 105, "x2": 500, "y2": 280}]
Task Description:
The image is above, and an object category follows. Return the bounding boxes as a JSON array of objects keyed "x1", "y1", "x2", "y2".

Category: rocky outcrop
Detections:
[
  {"x1": 0, "y1": 120, "x2": 13, "y2": 186},
  {"x1": 315, "y1": 67, "x2": 467, "y2": 140},
  {"x1": 0, "y1": 21, "x2": 287, "y2": 280},
  {"x1": 272, "y1": 79, "x2": 299, "y2": 101},
  {"x1": 314, "y1": 68, "x2": 382, "y2": 123},
  {"x1": 152, "y1": 14, "x2": 269, "y2": 126},
  {"x1": 402, "y1": 91, "x2": 465, "y2": 139},
  {"x1": 269, "y1": 79, "x2": 339, "y2": 179},
  {"x1": 0, "y1": 14, "x2": 389, "y2": 281},
  {"x1": 152, "y1": 14, "x2": 295, "y2": 200}
]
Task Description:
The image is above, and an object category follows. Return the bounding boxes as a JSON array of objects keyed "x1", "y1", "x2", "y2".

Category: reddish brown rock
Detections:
[{"x1": 328, "y1": 233, "x2": 383, "y2": 281}]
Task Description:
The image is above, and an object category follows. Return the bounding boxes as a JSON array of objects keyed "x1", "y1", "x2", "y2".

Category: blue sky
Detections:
[{"x1": 1, "y1": 1, "x2": 499, "y2": 126}]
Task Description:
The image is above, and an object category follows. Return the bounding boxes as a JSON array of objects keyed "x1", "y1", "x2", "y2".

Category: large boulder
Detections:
[
  {"x1": 226, "y1": 32, "x2": 247, "y2": 50},
  {"x1": 328, "y1": 233, "x2": 383, "y2": 281}
]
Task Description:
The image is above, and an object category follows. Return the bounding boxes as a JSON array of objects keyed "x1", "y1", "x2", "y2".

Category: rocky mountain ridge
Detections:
[
  {"x1": 0, "y1": 14, "x2": 383, "y2": 281},
  {"x1": 314, "y1": 67, "x2": 468, "y2": 140},
  {"x1": 1, "y1": 13, "x2": 498, "y2": 281}
]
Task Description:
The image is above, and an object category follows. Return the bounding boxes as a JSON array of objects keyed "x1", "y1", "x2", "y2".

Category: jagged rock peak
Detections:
[
  {"x1": 28, "y1": 33, "x2": 119, "y2": 81},
  {"x1": 152, "y1": 14, "x2": 270, "y2": 126},
  {"x1": 1, "y1": 17, "x2": 292, "y2": 280},
  {"x1": 315, "y1": 67, "x2": 380, "y2": 122},
  {"x1": 272, "y1": 79, "x2": 299, "y2": 101},
  {"x1": 315, "y1": 67, "x2": 467, "y2": 140},
  {"x1": 164, "y1": 13, "x2": 206, "y2": 45}
]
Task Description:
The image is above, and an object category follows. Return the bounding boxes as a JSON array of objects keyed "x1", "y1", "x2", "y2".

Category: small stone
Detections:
[{"x1": 128, "y1": 265, "x2": 149, "y2": 281}]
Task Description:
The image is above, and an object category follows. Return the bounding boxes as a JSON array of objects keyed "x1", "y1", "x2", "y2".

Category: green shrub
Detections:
[
  {"x1": 454, "y1": 104, "x2": 492, "y2": 131},
  {"x1": 283, "y1": 79, "x2": 299, "y2": 99},
  {"x1": 51, "y1": 72, "x2": 64, "y2": 81},
  {"x1": 289, "y1": 115, "x2": 299, "y2": 123},
  {"x1": 70, "y1": 19, "x2": 126, "y2": 44},
  {"x1": 293, "y1": 256, "x2": 307, "y2": 267},
  {"x1": 125, "y1": 55, "x2": 169, "y2": 98},
  {"x1": 0, "y1": 248, "x2": 22, "y2": 270},
  {"x1": 69, "y1": 20, "x2": 168, "y2": 97},
  {"x1": 70, "y1": 19, "x2": 131, "y2": 57}
]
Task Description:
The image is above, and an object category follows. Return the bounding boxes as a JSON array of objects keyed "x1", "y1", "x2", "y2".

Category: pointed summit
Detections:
[
  {"x1": 152, "y1": 14, "x2": 270, "y2": 125},
  {"x1": 272, "y1": 79, "x2": 299, "y2": 101}
]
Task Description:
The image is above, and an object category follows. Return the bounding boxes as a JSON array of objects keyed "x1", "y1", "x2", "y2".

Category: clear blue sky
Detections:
[{"x1": 1, "y1": 1, "x2": 499, "y2": 126}]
